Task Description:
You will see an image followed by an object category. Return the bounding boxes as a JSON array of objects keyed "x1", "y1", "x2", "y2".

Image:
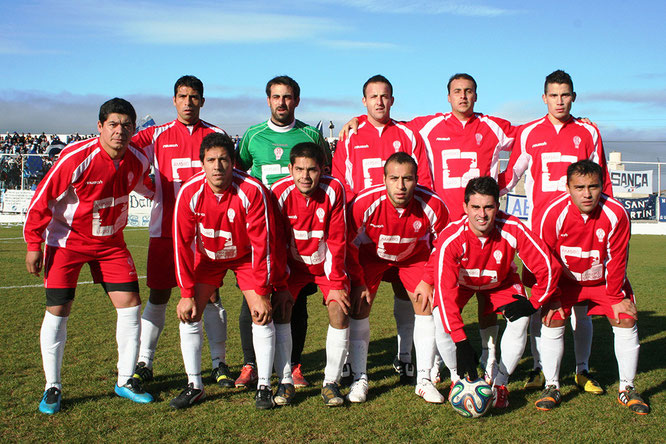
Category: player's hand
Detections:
[
  {"x1": 611, "y1": 299, "x2": 637, "y2": 324},
  {"x1": 412, "y1": 281, "x2": 433, "y2": 312},
  {"x1": 326, "y1": 289, "x2": 350, "y2": 315},
  {"x1": 25, "y1": 250, "x2": 43, "y2": 276},
  {"x1": 338, "y1": 117, "x2": 359, "y2": 139},
  {"x1": 455, "y1": 339, "x2": 479, "y2": 380},
  {"x1": 543, "y1": 300, "x2": 565, "y2": 327},
  {"x1": 176, "y1": 298, "x2": 197, "y2": 323},
  {"x1": 499, "y1": 294, "x2": 538, "y2": 322},
  {"x1": 578, "y1": 117, "x2": 595, "y2": 126},
  {"x1": 271, "y1": 289, "x2": 293, "y2": 322},
  {"x1": 249, "y1": 294, "x2": 273, "y2": 325}
]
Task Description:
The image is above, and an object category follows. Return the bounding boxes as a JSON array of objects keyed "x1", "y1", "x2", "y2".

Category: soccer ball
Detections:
[{"x1": 449, "y1": 377, "x2": 493, "y2": 418}]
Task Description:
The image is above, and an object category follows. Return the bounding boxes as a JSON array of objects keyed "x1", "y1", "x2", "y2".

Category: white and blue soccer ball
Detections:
[{"x1": 449, "y1": 377, "x2": 493, "y2": 418}]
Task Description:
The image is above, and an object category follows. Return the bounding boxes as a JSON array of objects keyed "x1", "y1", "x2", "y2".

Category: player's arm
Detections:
[
  {"x1": 324, "y1": 180, "x2": 351, "y2": 312},
  {"x1": 330, "y1": 135, "x2": 356, "y2": 202},
  {"x1": 592, "y1": 131, "x2": 614, "y2": 197},
  {"x1": 413, "y1": 132, "x2": 434, "y2": 190},
  {"x1": 235, "y1": 131, "x2": 253, "y2": 172},
  {"x1": 605, "y1": 202, "x2": 633, "y2": 319},
  {"x1": 337, "y1": 115, "x2": 366, "y2": 140},
  {"x1": 173, "y1": 181, "x2": 198, "y2": 299},
  {"x1": 497, "y1": 126, "x2": 529, "y2": 195},
  {"x1": 315, "y1": 132, "x2": 333, "y2": 170},
  {"x1": 244, "y1": 182, "x2": 276, "y2": 297}
]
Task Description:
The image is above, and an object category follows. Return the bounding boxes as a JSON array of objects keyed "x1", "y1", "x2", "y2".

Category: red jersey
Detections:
[
  {"x1": 332, "y1": 116, "x2": 432, "y2": 202},
  {"x1": 498, "y1": 116, "x2": 612, "y2": 228},
  {"x1": 539, "y1": 192, "x2": 631, "y2": 304},
  {"x1": 430, "y1": 212, "x2": 560, "y2": 342},
  {"x1": 409, "y1": 112, "x2": 516, "y2": 220},
  {"x1": 132, "y1": 119, "x2": 226, "y2": 238},
  {"x1": 271, "y1": 174, "x2": 347, "y2": 288},
  {"x1": 173, "y1": 169, "x2": 280, "y2": 298},
  {"x1": 347, "y1": 185, "x2": 449, "y2": 287},
  {"x1": 24, "y1": 138, "x2": 151, "y2": 252}
]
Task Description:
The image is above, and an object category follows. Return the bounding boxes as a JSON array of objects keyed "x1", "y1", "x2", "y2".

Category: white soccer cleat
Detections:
[
  {"x1": 347, "y1": 377, "x2": 368, "y2": 403},
  {"x1": 415, "y1": 379, "x2": 445, "y2": 404}
]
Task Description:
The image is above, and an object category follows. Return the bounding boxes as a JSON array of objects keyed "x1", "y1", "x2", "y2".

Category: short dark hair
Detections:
[
  {"x1": 174, "y1": 75, "x2": 204, "y2": 98},
  {"x1": 266, "y1": 75, "x2": 300, "y2": 100},
  {"x1": 464, "y1": 176, "x2": 499, "y2": 204},
  {"x1": 566, "y1": 160, "x2": 603, "y2": 185},
  {"x1": 363, "y1": 74, "x2": 393, "y2": 97},
  {"x1": 290, "y1": 142, "x2": 324, "y2": 167},
  {"x1": 384, "y1": 152, "x2": 417, "y2": 176},
  {"x1": 98, "y1": 98, "x2": 136, "y2": 126},
  {"x1": 447, "y1": 73, "x2": 477, "y2": 94},
  {"x1": 199, "y1": 133, "x2": 235, "y2": 162},
  {"x1": 544, "y1": 69, "x2": 574, "y2": 94}
]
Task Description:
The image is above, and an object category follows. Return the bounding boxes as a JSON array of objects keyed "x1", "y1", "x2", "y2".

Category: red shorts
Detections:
[
  {"x1": 362, "y1": 252, "x2": 429, "y2": 294},
  {"x1": 547, "y1": 278, "x2": 636, "y2": 321},
  {"x1": 435, "y1": 272, "x2": 527, "y2": 316},
  {"x1": 194, "y1": 256, "x2": 259, "y2": 294},
  {"x1": 288, "y1": 271, "x2": 349, "y2": 304},
  {"x1": 147, "y1": 237, "x2": 177, "y2": 289},
  {"x1": 44, "y1": 244, "x2": 138, "y2": 288}
]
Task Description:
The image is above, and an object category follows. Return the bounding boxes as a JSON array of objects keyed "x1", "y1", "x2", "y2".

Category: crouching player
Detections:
[
  {"x1": 430, "y1": 176, "x2": 560, "y2": 408},
  {"x1": 271, "y1": 142, "x2": 350, "y2": 407},
  {"x1": 171, "y1": 133, "x2": 284, "y2": 410},
  {"x1": 24, "y1": 98, "x2": 154, "y2": 414},
  {"x1": 536, "y1": 160, "x2": 649, "y2": 414},
  {"x1": 346, "y1": 152, "x2": 449, "y2": 404}
]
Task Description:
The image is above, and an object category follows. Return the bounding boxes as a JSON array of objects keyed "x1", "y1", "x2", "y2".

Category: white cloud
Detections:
[
  {"x1": 328, "y1": 0, "x2": 519, "y2": 16},
  {"x1": 585, "y1": 89, "x2": 666, "y2": 108}
]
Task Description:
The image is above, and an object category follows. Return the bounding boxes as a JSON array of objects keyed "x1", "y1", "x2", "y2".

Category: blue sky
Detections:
[{"x1": 3, "y1": 0, "x2": 666, "y2": 160}]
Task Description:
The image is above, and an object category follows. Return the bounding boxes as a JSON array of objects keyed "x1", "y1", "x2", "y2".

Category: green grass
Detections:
[{"x1": 0, "y1": 226, "x2": 664, "y2": 443}]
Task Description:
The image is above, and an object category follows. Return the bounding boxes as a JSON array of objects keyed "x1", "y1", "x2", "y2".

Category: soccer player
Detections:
[
  {"x1": 24, "y1": 98, "x2": 154, "y2": 414},
  {"x1": 346, "y1": 152, "x2": 449, "y2": 404},
  {"x1": 130, "y1": 75, "x2": 233, "y2": 388},
  {"x1": 170, "y1": 133, "x2": 285, "y2": 410},
  {"x1": 271, "y1": 142, "x2": 350, "y2": 406},
  {"x1": 332, "y1": 74, "x2": 433, "y2": 384},
  {"x1": 235, "y1": 75, "x2": 331, "y2": 388},
  {"x1": 535, "y1": 160, "x2": 649, "y2": 414},
  {"x1": 499, "y1": 70, "x2": 612, "y2": 393},
  {"x1": 430, "y1": 176, "x2": 560, "y2": 408}
]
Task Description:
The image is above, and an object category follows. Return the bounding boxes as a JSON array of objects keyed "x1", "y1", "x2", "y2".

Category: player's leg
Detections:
[
  {"x1": 477, "y1": 294, "x2": 498, "y2": 384},
  {"x1": 347, "y1": 285, "x2": 372, "y2": 403},
  {"x1": 204, "y1": 290, "x2": 233, "y2": 388},
  {"x1": 392, "y1": 280, "x2": 415, "y2": 384},
  {"x1": 493, "y1": 315, "x2": 529, "y2": 408},
  {"x1": 321, "y1": 291, "x2": 350, "y2": 407},
  {"x1": 291, "y1": 283, "x2": 316, "y2": 388},
  {"x1": 236, "y1": 297, "x2": 258, "y2": 388},
  {"x1": 536, "y1": 311, "x2": 566, "y2": 411},
  {"x1": 610, "y1": 316, "x2": 648, "y2": 414},
  {"x1": 522, "y1": 270, "x2": 545, "y2": 389},
  {"x1": 272, "y1": 288, "x2": 295, "y2": 406},
  {"x1": 432, "y1": 305, "x2": 459, "y2": 402},
  {"x1": 571, "y1": 303, "x2": 602, "y2": 394}
]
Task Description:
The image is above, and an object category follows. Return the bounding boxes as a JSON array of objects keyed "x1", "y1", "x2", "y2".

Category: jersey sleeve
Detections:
[
  {"x1": 131, "y1": 127, "x2": 156, "y2": 162},
  {"x1": 316, "y1": 131, "x2": 333, "y2": 169},
  {"x1": 346, "y1": 198, "x2": 366, "y2": 287},
  {"x1": 236, "y1": 131, "x2": 253, "y2": 172},
  {"x1": 433, "y1": 237, "x2": 468, "y2": 342},
  {"x1": 331, "y1": 135, "x2": 355, "y2": 202},
  {"x1": 413, "y1": 132, "x2": 434, "y2": 190},
  {"x1": 244, "y1": 182, "x2": 277, "y2": 296},
  {"x1": 498, "y1": 126, "x2": 529, "y2": 196},
  {"x1": 604, "y1": 202, "x2": 631, "y2": 302},
  {"x1": 173, "y1": 183, "x2": 198, "y2": 298},
  {"x1": 325, "y1": 181, "x2": 348, "y2": 287},
  {"x1": 267, "y1": 192, "x2": 289, "y2": 292},
  {"x1": 591, "y1": 129, "x2": 613, "y2": 197}
]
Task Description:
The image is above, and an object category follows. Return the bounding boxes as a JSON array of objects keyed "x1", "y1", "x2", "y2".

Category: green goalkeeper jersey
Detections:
[{"x1": 237, "y1": 119, "x2": 331, "y2": 186}]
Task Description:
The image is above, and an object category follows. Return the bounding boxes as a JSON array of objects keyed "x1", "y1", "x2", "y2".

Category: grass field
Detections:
[{"x1": 0, "y1": 226, "x2": 664, "y2": 443}]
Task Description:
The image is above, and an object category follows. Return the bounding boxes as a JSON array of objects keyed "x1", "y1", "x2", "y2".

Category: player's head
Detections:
[
  {"x1": 266, "y1": 75, "x2": 300, "y2": 126},
  {"x1": 362, "y1": 74, "x2": 394, "y2": 126},
  {"x1": 200, "y1": 133, "x2": 235, "y2": 192},
  {"x1": 447, "y1": 73, "x2": 477, "y2": 119},
  {"x1": 566, "y1": 160, "x2": 603, "y2": 214},
  {"x1": 97, "y1": 98, "x2": 136, "y2": 158},
  {"x1": 543, "y1": 69, "x2": 576, "y2": 124},
  {"x1": 289, "y1": 142, "x2": 324, "y2": 196},
  {"x1": 384, "y1": 152, "x2": 417, "y2": 208},
  {"x1": 463, "y1": 176, "x2": 499, "y2": 237},
  {"x1": 173, "y1": 75, "x2": 205, "y2": 125}
]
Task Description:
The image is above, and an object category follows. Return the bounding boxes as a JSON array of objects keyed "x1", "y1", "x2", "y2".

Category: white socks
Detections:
[
  {"x1": 252, "y1": 322, "x2": 276, "y2": 387},
  {"x1": 613, "y1": 324, "x2": 640, "y2": 390},
  {"x1": 40, "y1": 311, "x2": 68, "y2": 391},
  {"x1": 413, "y1": 315, "x2": 436, "y2": 382},
  {"x1": 274, "y1": 323, "x2": 293, "y2": 384},
  {"x1": 116, "y1": 306, "x2": 141, "y2": 387},
  {"x1": 433, "y1": 313, "x2": 459, "y2": 383},
  {"x1": 495, "y1": 316, "x2": 529, "y2": 386},
  {"x1": 540, "y1": 325, "x2": 565, "y2": 388},
  {"x1": 349, "y1": 318, "x2": 370, "y2": 380},
  {"x1": 203, "y1": 300, "x2": 228, "y2": 368},
  {"x1": 479, "y1": 325, "x2": 499, "y2": 381},
  {"x1": 324, "y1": 325, "x2": 350, "y2": 385},
  {"x1": 179, "y1": 321, "x2": 204, "y2": 389},
  {"x1": 394, "y1": 296, "x2": 415, "y2": 362},
  {"x1": 138, "y1": 301, "x2": 167, "y2": 368},
  {"x1": 571, "y1": 304, "x2": 593, "y2": 374},
  {"x1": 528, "y1": 309, "x2": 542, "y2": 370}
]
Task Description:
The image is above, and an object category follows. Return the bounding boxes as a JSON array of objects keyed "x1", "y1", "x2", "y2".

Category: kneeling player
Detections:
[
  {"x1": 271, "y1": 142, "x2": 350, "y2": 407},
  {"x1": 346, "y1": 152, "x2": 450, "y2": 404},
  {"x1": 24, "y1": 98, "x2": 154, "y2": 414},
  {"x1": 171, "y1": 133, "x2": 283, "y2": 410},
  {"x1": 536, "y1": 160, "x2": 649, "y2": 414},
  {"x1": 430, "y1": 176, "x2": 560, "y2": 408}
]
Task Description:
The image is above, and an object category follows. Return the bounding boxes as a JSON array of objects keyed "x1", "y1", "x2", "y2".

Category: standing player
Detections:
[
  {"x1": 332, "y1": 74, "x2": 433, "y2": 384},
  {"x1": 235, "y1": 75, "x2": 331, "y2": 388},
  {"x1": 346, "y1": 152, "x2": 449, "y2": 404},
  {"x1": 271, "y1": 142, "x2": 350, "y2": 406},
  {"x1": 499, "y1": 70, "x2": 612, "y2": 393},
  {"x1": 131, "y1": 75, "x2": 233, "y2": 388},
  {"x1": 24, "y1": 98, "x2": 154, "y2": 414},
  {"x1": 170, "y1": 133, "x2": 284, "y2": 410},
  {"x1": 535, "y1": 160, "x2": 649, "y2": 414},
  {"x1": 429, "y1": 176, "x2": 560, "y2": 408}
]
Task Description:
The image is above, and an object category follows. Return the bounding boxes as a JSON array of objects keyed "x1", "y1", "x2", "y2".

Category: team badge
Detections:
[
  {"x1": 227, "y1": 209, "x2": 236, "y2": 223},
  {"x1": 596, "y1": 228, "x2": 605, "y2": 242},
  {"x1": 393, "y1": 141, "x2": 402, "y2": 152},
  {"x1": 573, "y1": 136, "x2": 581, "y2": 150},
  {"x1": 493, "y1": 250, "x2": 503, "y2": 264},
  {"x1": 127, "y1": 172, "x2": 134, "y2": 185},
  {"x1": 316, "y1": 208, "x2": 325, "y2": 223},
  {"x1": 413, "y1": 221, "x2": 422, "y2": 232},
  {"x1": 513, "y1": 283, "x2": 522, "y2": 293},
  {"x1": 274, "y1": 147, "x2": 284, "y2": 160},
  {"x1": 475, "y1": 133, "x2": 483, "y2": 146}
]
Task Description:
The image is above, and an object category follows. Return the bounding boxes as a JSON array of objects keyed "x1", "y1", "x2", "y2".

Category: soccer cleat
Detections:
[
  {"x1": 291, "y1": 364, "x2": 310, "y2": 388},
  {"x1": 524, "y1": 368, "x2": 545, "y2": 390},
  {"x1": 415, "y1": 379, "x2": 445, "y2": 404},
  {"x1": 212, "y1": 362, "x2": 235, "y2": 388},
  {"x1": 255, "y1": 385, "x2": 275, "y2": 410},
  {"x1": 535, "y1": 385, "x2": 561, "y2": 411},
  {"x1": 321, "y1": 382, "x2": 344, "y2": 407},
  {"x1": 170, "y1": 383, "x2": 205, "y2": 409},
  {"x1": 274, "y1": 383, "x2": 295, "y2": 406},
  {"x1": 347, "y1": 377, "x2": 369, "y2": 403},
  {"x1": 38, "y1": 387, "x2": 61, "y2": 414},
  {"x1": 493, "y1": 385, "x2": 510, "y2": 408},
  {"x1": 575, "y1": 371, "x2": 604, "y2": 395},
  {"x1": 447, "y1": 380, "x2": 456, "y2": 402},
  {"x1": 115, "y1": 378, "x2": 154, "y2": 404},
  {"x1": 393, "y1": 357, "x2": 415, "y2": 385},
  {"x1": 618, "y1": 386, "x2": 650, "y2": 415},
  {"x1": 132, "y1": 361, "x2": 154, "y2": 383},
  {"x1": 235, "y1": 363, "x2": 258, "y2": 389},
  {"x1": 340, "y1": 363, "x2": 353, "y2": 387}
]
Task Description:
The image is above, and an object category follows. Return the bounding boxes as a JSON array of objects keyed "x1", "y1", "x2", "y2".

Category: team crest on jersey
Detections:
[
  {"x1": 413, "y1": 221, "x2": 422, "y2": 232},
  {"x1": 596, "y1": 228, "x2": 605, "y2": 242},
  {"x1": 573, "y1": 136, "x2": 581, "y2": 149},
  {"x1": 493, "y1": 250, "x2": 503, "y2": 264},
  {"x1": 393, "y1": 141, "x2": 401, "y2": 152},
  {"x1": 227, "y1": 209, "x2": 236, "y2": 223},
  {"x1": 316, "y1": 208, "x2": 325, "y2": 223},
  {"x1": 127, "y1": 172, "x2": 134, "y2": 185},
  {"x1": 475, "y1": 133, "x2": 483, "y2": 146},
  {"x1": 274, "y1": 147, "x2": 284, "y2": 160}
]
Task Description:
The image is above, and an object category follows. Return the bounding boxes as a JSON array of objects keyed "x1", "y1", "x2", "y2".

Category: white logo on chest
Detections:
[
  {"x1": 413, "y1": 221, "x2": 422, "y2": 232},
  {"x1": 227, "y1": 209, "x2": 236, "y2": 223},
  {"x1": 393, "y1": 141, "x2": 401, "y2": 152},
  {"x1": 493, "y1": 250, "x2": 503, "y2": 264},
  {"x1": 573, "y1": 136, "x2": 581, "y2": 149},
  {"x1": 316, "y1": 208, "x2": 325, "y2": 223},
  {"x1": 274, "y1": 147, "x2": 284, "y2": 160},
  {"x1": 475, "y1": 133, "x2": 483, "y2": 146},
  {"x1": 595, "y1": 228, "x2": 605, "y2": 242}
]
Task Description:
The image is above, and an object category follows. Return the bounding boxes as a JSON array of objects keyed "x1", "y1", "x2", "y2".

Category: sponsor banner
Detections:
[
  {"x1": 660, "y1": 197, "x2": 666, "y2": 222},
  {"x1": 504, "y1": 193, "x2": 531, "y2": 221},
  {"x1": 616, "y1": 196, "x2": 656, "y2": 221},
  {"x1": 610, "y1": 170, "x2": 653, "y2": 194},
  {"x1": 1, "y1": 190, "x2": 35, "y2": 213},
  {"x1": 127, "y1": 192, "x2": 152, "y2": 227}
]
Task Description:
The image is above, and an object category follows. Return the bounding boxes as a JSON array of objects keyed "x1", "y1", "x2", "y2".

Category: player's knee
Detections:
[
  {"x1": 327, "y1": 301, "x2": 349, "y2": 329},
  {"x1": 609, "y1": 317, "x2": 636, "y2": 328},
  {"x1": 542, "y1": 317, "x2": 566, "y2": 327}
]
